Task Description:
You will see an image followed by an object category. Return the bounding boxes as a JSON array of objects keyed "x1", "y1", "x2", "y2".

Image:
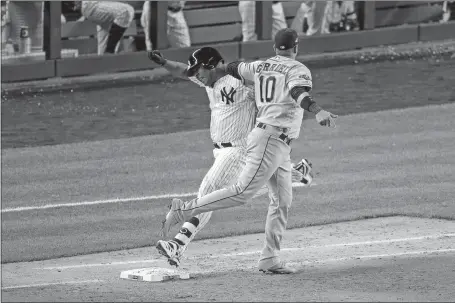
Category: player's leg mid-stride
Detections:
[
  {"x1": 159, "y1": 126, "x2": 316, "y2": 274},
  {"x1": 156, "y1": 158, "x2": 313, "y2": 268},
  {"x1": 156, "y1": 215, "x2": 200, "y2": 267},
  {"x1": 156, "y1": 145, "x2": 246, "y2": 267}
]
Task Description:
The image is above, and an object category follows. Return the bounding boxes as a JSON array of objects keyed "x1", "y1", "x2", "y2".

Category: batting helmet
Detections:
[{"x1": 186, "y1": 47, "x2": 224, "y2": 77}]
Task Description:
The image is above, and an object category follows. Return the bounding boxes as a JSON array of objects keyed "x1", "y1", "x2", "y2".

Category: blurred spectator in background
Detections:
[
  {"x1": 81, "y1": 1, "x2": 135, "y2": 55},
  {"x1": 238, "y1": 1, "x2": 287, "y2": 41},
  {"x1": 290, "y1": 1, "x2": 312, "y2": 34},
  {"x1": 292, "y1": 0, "x2": 328, "y2": 36},
  {"x1": 61, "y1": 1, "x2": 84, "y2": 23},
  {"x1": 442, "y1": 1, "x2": 455, "y2": 22},
  {"x1": 141, "y1": 1, "x2": 191, "y2": 51},
  {"x1": 62, "y1": 1, "x2": 135, "y2": 55},
  {"x1": 291, "y1": 1, "x2": 358, "y2": 36},
  {"x1": 61, "y1": 1, "x2": 82, "y2": 22},
  {"x1": 1, "y1": 1, "x2": 11, "y2": 52},
  {"x1": 324, "y1": 1, "x2": 359, "y2": 33},
  {"x1": 4, "y1": 1, "x2": 43, "y2": 53}
]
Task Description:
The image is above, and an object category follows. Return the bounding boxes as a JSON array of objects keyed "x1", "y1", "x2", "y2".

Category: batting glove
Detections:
[
  {"x1": 148, "y1": 50, "x2": 167, "y2": 66},
  {"x1": 292, "y1": 158, "x2": 313, "y2": 185},
  {"x1": 316, "y1": 110, "x2": 338, "y2": 128}
]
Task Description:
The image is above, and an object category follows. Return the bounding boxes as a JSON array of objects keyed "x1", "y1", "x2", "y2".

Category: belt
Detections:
[
  {"x1": 213, "y1": 142, "x2": 233, "y2": 149},
  {"x1": 213, "y1": 138, "x2": 248, "y2": 149},
  {"x1": 256, "y1": 122, "x2": 288, "y2": 133},
  {"x1": 256, "y1": 122, "x2": 293, "y2": 145}
]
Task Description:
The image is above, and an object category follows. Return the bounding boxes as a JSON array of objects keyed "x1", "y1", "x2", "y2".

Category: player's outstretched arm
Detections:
[
  {"x1": 291, "y1": 86, "x2": 338, "y2": 128},
  {"x1": 215, "y1": 61, "x2": 262, "y2": 85},
  {"x1": 148, "y1": 50, "x2": 188, "y2": 79},
  {"x1": 213, "y1": 62, "x2": 236, "y2": 79}
]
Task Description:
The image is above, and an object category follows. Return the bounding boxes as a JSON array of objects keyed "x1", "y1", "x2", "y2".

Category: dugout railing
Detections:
[{"x1": 1, "y1": 1, "x2": 455, "y2": 83}]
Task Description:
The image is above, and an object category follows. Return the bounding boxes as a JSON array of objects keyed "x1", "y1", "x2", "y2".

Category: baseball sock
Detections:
[
  {"x1": 172, "y1": 217, "x2": 200, "y2": 247},
  {"x1": 105, "y1": 23, "x2": 127, "y2": 54}
]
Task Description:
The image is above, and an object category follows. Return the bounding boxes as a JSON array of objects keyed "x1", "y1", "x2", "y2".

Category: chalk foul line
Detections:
[
  {"x1": 1, "y1": 279, "x2": 103, "y2": 290},
  {"x1": 1, "y1": 182, "x2": 313, "y2": 213},
  {"x1": 220, "y1": 233, "x2": 455, "y2": 257},
  {"x1": 6, "y1": 249, "x2": 455, "y2": 290},
  {"x1": 37, "y1": 233, "x2": 455, "y2": 270}
]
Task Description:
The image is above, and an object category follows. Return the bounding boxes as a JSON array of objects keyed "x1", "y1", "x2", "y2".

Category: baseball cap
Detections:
[{"x1": 274, "y1": 28, "x2": 299, "y2": 50}]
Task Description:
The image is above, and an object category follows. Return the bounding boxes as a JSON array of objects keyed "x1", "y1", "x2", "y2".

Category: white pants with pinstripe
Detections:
[
  {"x1": 179, "y1": 145, "x2": 247, "y2": 255},
  {"x1": 180, "y1": 126, "x2": 293, "y2": 269},
  {"x1": 81, "y1": 1, "x2": 134, "y2": 55},
  {"x1": 140, "y1": 1, "x2": 191, "y2": 51},
  {"x1": 238, "y1": 1, "x2": 288, "y2": 42},
  {"x1": 293, "y1": 0, "x2": 329, "y2": 36}
]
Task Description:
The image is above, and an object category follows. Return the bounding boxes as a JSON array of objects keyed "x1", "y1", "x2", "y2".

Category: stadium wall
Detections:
[{"x1": 2, "y1": 21, "x2": 455, "y2": 83}]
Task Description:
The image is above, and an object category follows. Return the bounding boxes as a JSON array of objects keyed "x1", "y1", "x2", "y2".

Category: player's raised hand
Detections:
[
  {"x1": 315, "y1": 110, "x2": 338, "y2": 128},
  {"x1": 148, "y1": 50, "x2": 167, "y2": 66}
]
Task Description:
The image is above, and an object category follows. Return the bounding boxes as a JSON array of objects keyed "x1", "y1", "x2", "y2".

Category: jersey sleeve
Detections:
[
  {"x1": 286, "y1": 65, "x2": 313, "y2": 91},
  {"x1": 237, "y1": 61, "x2": 262, "y2": 85}
]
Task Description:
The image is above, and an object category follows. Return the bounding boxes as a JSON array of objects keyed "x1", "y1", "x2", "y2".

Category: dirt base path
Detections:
[{"x1": 2, "y1": 216, "x2": 455, "y2": 302}]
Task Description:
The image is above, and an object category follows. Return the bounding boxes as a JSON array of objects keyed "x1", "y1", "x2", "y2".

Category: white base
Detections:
[{"x1": 120, "y1": 267, "x2": 190, "y2": 282}]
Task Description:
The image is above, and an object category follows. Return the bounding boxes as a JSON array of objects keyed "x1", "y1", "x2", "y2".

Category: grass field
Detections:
[
  {"x1": 1, "y1": 56, "x2": 454, "y2": 149},
  {"x1": 1, "y1": 55, "x2": 455, "y2": 263}
]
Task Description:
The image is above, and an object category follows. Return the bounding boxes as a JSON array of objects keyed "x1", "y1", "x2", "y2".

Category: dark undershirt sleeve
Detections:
[
  {"x1": 290, "y1": 85, "x2": 310, "y2": 100},
  {"x1": 290, "y1": 85, "x2": 322, "y2": 113},
  {"x1": 226, "y1": 61, "x2": 242, "y2": 80}
]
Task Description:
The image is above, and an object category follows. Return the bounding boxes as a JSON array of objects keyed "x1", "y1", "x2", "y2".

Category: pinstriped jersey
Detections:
[
  {"x1": 81, "y1": 1, "x2": 133, "y2": 28},
  {"x1": 190, "y1": 75, "x2": 257, "y2": 144},
  {"x1": 237, "y1": 56, "x2": 312, "y2": 139}
]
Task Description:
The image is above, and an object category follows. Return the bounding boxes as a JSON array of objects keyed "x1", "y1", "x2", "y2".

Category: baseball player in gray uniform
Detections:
[
  {"x1": 160, "y1": 28, "x2": 337, "y2": 274},
  {"x1": 148, "y1": 47, "x2": 314, "y2": 267},
  {"x1": 80, "y1": 1, "x2": 134, "y2": 54}
]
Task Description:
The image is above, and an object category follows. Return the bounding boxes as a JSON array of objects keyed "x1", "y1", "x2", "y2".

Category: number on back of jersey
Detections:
[{"x1": 259, "y1": 76, "x2": 276, "y2": 103}]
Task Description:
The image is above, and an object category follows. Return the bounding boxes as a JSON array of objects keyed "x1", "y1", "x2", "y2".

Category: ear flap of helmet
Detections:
[{"x1": 186, "y1": 62, "x2": 202, "y2": 77}]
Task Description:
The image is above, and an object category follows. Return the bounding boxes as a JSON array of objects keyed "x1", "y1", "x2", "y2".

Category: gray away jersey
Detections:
[{"x1": 237, "y1": 56, "x2": 313, "y2": 139}]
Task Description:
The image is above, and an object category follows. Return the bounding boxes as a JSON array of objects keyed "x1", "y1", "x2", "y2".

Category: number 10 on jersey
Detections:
[{"x1": 259, "y1": 76, "x2": 276, "y2": 103}]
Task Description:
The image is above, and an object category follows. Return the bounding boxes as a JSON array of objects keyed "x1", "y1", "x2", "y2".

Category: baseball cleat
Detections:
[
  {"x1": 156, "y1": 240, "x2": 182, "y2": 267},
  {"x1": 258, "y1": 262, "x2": 297, "y2": 274},
  {"x1": 159, "y1": 198, "x2": 185, "y2": 238},
  {"x1": 293, "y1": 158, "x2": 313, "y2": 185}
]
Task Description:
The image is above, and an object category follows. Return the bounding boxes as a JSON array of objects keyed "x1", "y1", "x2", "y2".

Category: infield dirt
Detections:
[{"x1": 2, "y1": 216, "x2": 455, "y2": 302}]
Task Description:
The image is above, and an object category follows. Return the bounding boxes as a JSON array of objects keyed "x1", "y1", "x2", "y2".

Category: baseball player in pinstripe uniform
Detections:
[
  {"x1": 160, "y1": 29, "x2": 337, "y2": 274},
  {"x1": 148, "y1": 47, "x2": 314, "y2": 267},
  {"x1": 79, "y1": 1, "x2": 134, "y2": 54},
  {"x1": 140, "y1": 1, "x2": 191, "y2": 51},
  {"x1": 238, "y1": 1, "x2": 287, "y2": 41}
]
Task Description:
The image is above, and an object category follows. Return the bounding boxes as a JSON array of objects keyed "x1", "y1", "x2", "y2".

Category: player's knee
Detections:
[
  {"x1": 115, "y1": 6, "x2": 134, "y2": 27},
  {"x1": 198, "y1": 185, "x2": 211, "y2": 197},
  {"x1": 232, "y1": 182, "x2": 254, "y2": 204},
  {"x1": 197, "y1": 181, "x2": 215, "y2": 198}
]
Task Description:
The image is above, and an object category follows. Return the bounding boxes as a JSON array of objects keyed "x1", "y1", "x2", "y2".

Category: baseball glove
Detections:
[
  {"x1": 292, "y1": 158, "x2": 313, "y2": 185},
  {"x1": 148, "y1": 50, "x2": 167, "y2": 66}
]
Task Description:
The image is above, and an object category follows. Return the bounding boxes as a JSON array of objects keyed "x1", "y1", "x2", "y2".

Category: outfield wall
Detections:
[{"x1": 2, "y1": 21, "x2": 455, "y2": 83}]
